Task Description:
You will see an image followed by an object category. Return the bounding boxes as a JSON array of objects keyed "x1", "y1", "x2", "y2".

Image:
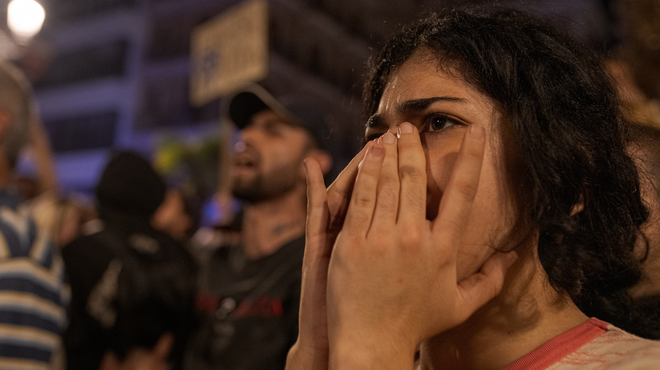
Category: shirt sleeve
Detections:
[{"x1": 0, "y1": 204, "x2": 69, "y2": 370}]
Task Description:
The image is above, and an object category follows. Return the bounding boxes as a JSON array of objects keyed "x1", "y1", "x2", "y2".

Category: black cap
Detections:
[{"x1": 227, "y1": 84, "x2": 334, "y2": 151}]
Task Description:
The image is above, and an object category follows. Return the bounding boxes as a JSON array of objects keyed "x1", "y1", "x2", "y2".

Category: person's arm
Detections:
[
  {"x1": 28, "y1": 116, "x2": 58, "y2": 194},
  {"x1": 325, "y1": 124, "x2": 517, "y2": 370}
]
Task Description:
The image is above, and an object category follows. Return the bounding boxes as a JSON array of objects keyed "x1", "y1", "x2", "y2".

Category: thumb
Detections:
[{"x1": 454, "y1": 251, "x2": 518, "y2": 321}]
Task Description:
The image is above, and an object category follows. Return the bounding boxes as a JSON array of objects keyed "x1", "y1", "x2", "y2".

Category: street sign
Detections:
[{"x1": 190, "y1": 0, "x2": 268, "y2": 106}]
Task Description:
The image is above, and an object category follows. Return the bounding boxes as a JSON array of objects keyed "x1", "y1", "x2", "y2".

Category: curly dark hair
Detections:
[
  {"x1": 625, "y1": 123, "x2": 660, "y2": 339},
  {"x1": 364, "y1": 8, "x2": 648, "y2": 330}
]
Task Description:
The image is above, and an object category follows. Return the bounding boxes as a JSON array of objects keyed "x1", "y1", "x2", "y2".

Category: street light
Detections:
[{"x1": 7, "y1": 0, "x2": 46, "y2": 45}]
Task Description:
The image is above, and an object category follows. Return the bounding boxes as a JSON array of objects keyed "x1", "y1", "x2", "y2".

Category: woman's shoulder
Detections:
[{"x1": 551, "y1": 320, "x2": 660, "y2": 370}]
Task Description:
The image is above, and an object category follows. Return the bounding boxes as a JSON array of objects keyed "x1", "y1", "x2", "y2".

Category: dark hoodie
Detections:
[{"x1": 62, "y1": 151, "x2": 196, "y2": 370}]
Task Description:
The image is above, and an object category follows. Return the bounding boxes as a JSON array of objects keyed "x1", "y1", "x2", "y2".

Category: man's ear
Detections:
[
  {"x1": 0, "y1": 109, "x2": 11, "y2": 140},
  {"x1": 306, "y1": 149, "x2": 333, "y2": 175}
]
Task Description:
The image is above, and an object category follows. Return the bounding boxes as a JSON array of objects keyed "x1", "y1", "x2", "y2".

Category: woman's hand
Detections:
[
  {"x1": 326, "y1": 123, "x2": 517, "y2": 370},
  {"x1": 286, "y1": 143, "x2": 374, "y2": 370}
]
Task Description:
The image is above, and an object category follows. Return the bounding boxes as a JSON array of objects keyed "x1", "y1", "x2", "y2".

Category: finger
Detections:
[
  {"x1": 396, "y1": 122, "x2": 427, "y2": 225},
  {"x1": 454, "y1": 251, "x2": 518, "y2": 322},
  {"x1": 298, "y1": 159, "x2": 331, "y2": 350},
  {"x1": 326, "y1": 142, "x2": 374, "y2": 232},
  {"x1": 432, "y1": 125, "x2": 486, "y2": 248},
  {"x1": 302, "y1": 158, "x2": 330, "y2": 329},
  {"x1": 370, "y1": 133, "x2": 400, "y2": 227},
  {"x1": 343, "y1": 142, "x2": 386, "y2": 238},
  {"x1": 304, "y1": 158, "x2": 330, "y2": 259}
]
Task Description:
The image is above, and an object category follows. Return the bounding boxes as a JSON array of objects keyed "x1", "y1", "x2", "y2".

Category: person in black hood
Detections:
[{"x1": 63, "y1": 151, "x2": 196, "y2": 370}]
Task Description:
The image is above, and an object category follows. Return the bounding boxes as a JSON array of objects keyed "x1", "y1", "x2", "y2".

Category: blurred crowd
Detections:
[{"x1": 0, "y1": 0, "x2": 659, "y2": 370}]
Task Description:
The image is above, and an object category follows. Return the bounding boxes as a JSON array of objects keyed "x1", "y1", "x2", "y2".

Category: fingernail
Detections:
[
  {"x1": 470, "y1": 125, "x2": 484, "y2": 139},
  {"x1": 400, "y1": 122, "x2": 413, "y2": 134},
  {"x1": 371, "y1": 144, "x2": 385, "y2": 158},
  {"x1": 382, "y1": 133, "x2": 395, "y2": 144},
  {"x1": 504, "y1": 251, "x2": 518, "y2": 268}
]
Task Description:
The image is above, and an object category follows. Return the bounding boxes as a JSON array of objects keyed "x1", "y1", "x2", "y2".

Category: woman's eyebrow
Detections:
[
  {"x1": 397, "y1": 97, "x2": 466, "y2": 115},
  {"x1": 365, "y1": 96, "x2": 467, "y2": 130},
  {"x1": 366, "y1": 113, "x2": 385, "y2": 129}
]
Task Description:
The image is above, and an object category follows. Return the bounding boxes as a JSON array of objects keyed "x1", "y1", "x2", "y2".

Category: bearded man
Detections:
[{"x1": 184, "y1": 84, "x2": 333, "y2": 370}]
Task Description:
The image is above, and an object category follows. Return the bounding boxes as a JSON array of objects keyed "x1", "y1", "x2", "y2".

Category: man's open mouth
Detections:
[{"x1": 234, "y1": 155, "x2": 256, "y2": 169}]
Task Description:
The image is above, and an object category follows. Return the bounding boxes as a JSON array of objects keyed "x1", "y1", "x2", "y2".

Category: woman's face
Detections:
[{"x1": 365, "y1": 51, "x2": 516, "y2": 280}]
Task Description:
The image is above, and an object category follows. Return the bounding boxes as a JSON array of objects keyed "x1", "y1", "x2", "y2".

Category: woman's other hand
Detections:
[{"x1": 286, "y1": 143, "x2": 373, "y2": 370}]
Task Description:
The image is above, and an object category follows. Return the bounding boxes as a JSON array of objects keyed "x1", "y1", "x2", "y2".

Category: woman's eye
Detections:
[{"x1": 427, "y1": 115, "x2": 458, "y2": 132}]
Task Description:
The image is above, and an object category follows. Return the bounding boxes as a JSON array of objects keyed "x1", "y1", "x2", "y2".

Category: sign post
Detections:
[{"x1": 190, "y1": 0, "x2": 268, "y2": 223}]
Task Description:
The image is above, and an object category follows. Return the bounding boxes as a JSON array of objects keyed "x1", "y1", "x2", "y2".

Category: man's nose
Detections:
[
  {"x1": 238, "y1": 125, "x2": 259, "y2": 144},
  {"x1": 235, "y1": 129, "x2": 257, "y2": 153}
]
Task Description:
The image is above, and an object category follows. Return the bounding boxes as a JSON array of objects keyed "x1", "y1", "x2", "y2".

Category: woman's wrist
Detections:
[
  {"x1": 329, "y1": 330, "x2": 415, "y2": 370},
  {"x1": 286, "y1": 340, "x2": 329, "y2": 370}
]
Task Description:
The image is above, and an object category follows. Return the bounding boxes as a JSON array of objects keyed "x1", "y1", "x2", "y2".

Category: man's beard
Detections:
[{"x1": 231, "y1": 164, "x2": 300, "y2": 204}]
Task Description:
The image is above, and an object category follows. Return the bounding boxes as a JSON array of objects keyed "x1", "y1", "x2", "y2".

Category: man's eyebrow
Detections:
[{"x1": 397, "y1": 97, "x2": 466, "y2": 115}]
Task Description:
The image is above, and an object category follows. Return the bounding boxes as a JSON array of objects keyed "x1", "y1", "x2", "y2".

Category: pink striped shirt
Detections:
[{"x1": 504, "y1": 318, "x2": 660, "y2": 370}]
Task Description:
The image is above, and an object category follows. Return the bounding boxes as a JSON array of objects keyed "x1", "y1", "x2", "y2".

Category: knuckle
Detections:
[
  {"x1": 360, "y1": 161, "x2": 382, "y2": 177},
  {"x1": 380, "y1": 171, "x2": 400, "y2": 189},
  {"x1": 455, "y1": 179, "x2": 479, "y2": 200},
  {"x1": 399, "y1": 164, "x2": 425, "y2": 182},
  {"x1": 355, "y1": 194, "x2": 374, "y2": 208},
  {"x1": 399, "y1": 227, "x2": 423, "y2": 248}
]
